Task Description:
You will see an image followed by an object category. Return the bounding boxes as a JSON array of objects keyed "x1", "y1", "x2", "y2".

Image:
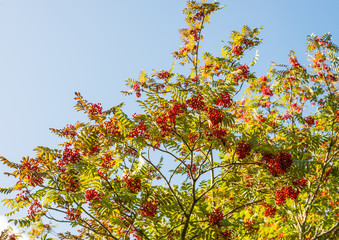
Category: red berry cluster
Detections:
[
  {"x1": 128, "y1": 122, "x2": 150, "y2": 139},
  {"x1": 133, "y1": 82, "x2": 141, "y2": 98},
  {"x1": 232, "y1": 45, "x2": 244, "y2": 55},
  {"x1": 245, "y1": 219, "x2": 258, "y2": 232},
  {"x1": 65, "y1": 177, "x2": 79, "y2": 193},
  {"x1": 15, "y1": 190, "x2": 29, "y2": 203},
  {"x1": 234, "y1": 64, "x2": 249, "y2": 84},
  {"x1": 309, "y1": 38, "x2": 332, "y2": 51},
  {"x1": 314, "y1": 38, "x2": 327, "y2": 46},
  {"x1": 289, "y1": 56, "x2": 306, "y2": 72},
  {"x1": 178, "y1": 44, "x2": 197, "y2": 56},
  {"x1": 214, "y1": 65, "x2": 223, "y2": 77},
  {"x1": 85, "y1": 189, "x2": 103, "y2": 203},
  {"x1": 132, "y1": 230, "x2": 143, "y2": 240},
  {"x1": 217, "y1": 229, "x2": 232, "y2": 240},
  {"x1": 156, "y1": 114, "x2": 173, "y2": 135},
  {"x1": 292, "y1": 178, "x2": 307, "y2": 188},
  {"x1": 275, "y1": 186, "x2": 299, "y2": 205},
  {"x1": 208, "y1": 108, "x2": 224, "y2": 126},
  {"x1": 58, "y1": 143, "x2": 81, "y2": 169},
  {"x1": 22, "y1": 158, "x2": 44, "y2": 187},
  {"x1": 8, "y1": 234, "x2": 16, "y2": 240},
  {"x1": 245, "y1": 175, "x2": 254, "y2": 187},
  {"x1": 62, "y1": 124, "x2": 77, "y2": 138},
  {"x1": 89, "y1": 103, "x2": 103, "y2": 115},
  {"x1": 167, "y1": 102, "x2": 187, "y2": 125},
  {"x1": 65, "y1": 208, "x2": 81, "y2": 220},
  {"x1": 189, "y1": 28, "x2": 200, "y2": 41},
  {"x1": 261, "y1": 85, "x2": 273, "y2": 96},
  {"x1": 187, "y1": 94, "x2": 206, "y2": 111},
  {"x1": 256, "y1": 115, "x2": 266, "y2": 123},
  {"x1": 100, "y1": 154, "x2": 115, "y2": 170},
  {"x1": 186, "y1": 163, "x2": 197, "y2": 178},
  {"x1": 191, "y1": 76, "x2": 199, "y2": 82},
  {"x1": 140, "y1": 200, "x2": 158, "y2": 217},
  {"x1": 124, "y1": 176, "x2": 142, "y2": 193},
  {"x1": 261, "y1": 100, "x2": 271, "y2": 108},
  {"x1": 263, "y1": 204, "x2": 276, "y2": 217},
  {"x1": 209, "y1": 208, "x2": 224, "y2": 225},
  {"x1": 27, "y1": 200, "x2": 42, "y2": 218},
  {"x1": 87, "y1": 144, "x2": 101, "y2": 156},
  {"x1": 261, "y1": 151, "x2": 293, "y2": 177},
  {"x1": 157, "y1": 71, "x2": 170, "y2": 79},
  {"x1": 192, "y1": 11, "x2": 204, "y2": 21},
  {"x1": 292, "y1": 102, "x2": 302, "y2": 113},
  {"x1": 281, "y1": 113, "x2": 292, "y2": 120},
  {"x1": 259, "y1": 75, "x2": 268, "y2": 83},
  {"x1": 156, "y1": 102, "x2": 186, "y2": 135},
  {"x1": 235, "y1": 141, "x2": 251, "y2": 159},
  {"x1": 188, "y1": 133, "x2": 198, "y2": 143},
  {"x1": 313, "y1": 52, "x2": 326, "y2": 67},
  {"x1": 102, "y1": 117, "x2": 121, "y2": 136},
  {"x1": 205, "y1": 125, "x2": 228, "y2": 140},
  {"x1": 216, "y1": 91, "x2": 232, "y2": 108},
  {"x1": 124, "y1": 147, "x2": 137, "y2": 157},
  {"x1": 304, "y1": 116, "x2": 315, "y2": 126}
]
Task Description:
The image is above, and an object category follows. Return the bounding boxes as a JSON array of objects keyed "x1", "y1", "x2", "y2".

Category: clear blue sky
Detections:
[{"x1": 1, "y1": 0, "x2": 339, "y2": 220}]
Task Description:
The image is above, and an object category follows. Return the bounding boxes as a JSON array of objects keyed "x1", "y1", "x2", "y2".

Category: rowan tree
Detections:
[{"x1": 1, "y1": 1, "x2": 338, "y2": 240}]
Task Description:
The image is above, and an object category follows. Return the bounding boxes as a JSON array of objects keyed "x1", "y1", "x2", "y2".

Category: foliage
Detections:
[{"x1": 1, "y1": 1, "x2": 338, "y2": 239}]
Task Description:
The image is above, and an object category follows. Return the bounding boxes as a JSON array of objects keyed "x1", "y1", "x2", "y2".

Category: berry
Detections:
[
  {"x1": 85, "y1": 189, "x2": 103, "y2": 202},
  {"x1": 275, "y1": 186, "x2": 300, "y2": 206},
  {"x1": 8, "y1": 234, "x2": 16, "y2": 240},
  {"x1": 216, "y1": 91, "x2": 232, "y2": 108},
  {"x1": 217, "y1": 229, "x2": 232, "y2": 240},
  {"x1": 65, "y1": 177, "x2": 79, "y2": 193},
  {"x1": 124, "y1": 176, "x2": 142, "y2": 193},
  {"x1": 292, "y1": 178, "x2": 307, "y2": 188},
  {"x1": 208, "y1": 108, "x2": 224, "y2": 126},
  {"x1": 192, "y1": 11, "x2": 204, "y2": 21},
  {"x1": 209, "y1": 208, "x2": 223, "y2": 225},
  {"x1": 232, "y1": 45, "x2": 244, "y2": 55},
  {"x1": 89, "y1": 103, "x2": 103, "y2": 115},
  {"x1": 187, "y1": 94, "x2": 206, "y2": 111},
  {"x1": 262, "y1": 151, "x2": 293, "y2": 177},
  {"x1": 264, "y1": 204, "x2": 276, "y2": 217},
  {"x1": 186, "y1": 163, "x2": 197, "y2": 178},
  {"x1": 58, "y1": 143, "x2": 81, "y2": 168},
  {"x1": 235, "y1": 141, "x2": 251, "y2": 159},
  {"x1": 234, "y1": 64, "x2": 249, "y2": 84},
  {"x1": 275, "y1": 188, "x2": 287, "y2": 206},
  {"x1": 191, "y1": 76, "x2": 199, "y2": 82},
  {"x1": 140, "y1": 200, "x2": 158, "y2": 217},
  {"x1": 289, "y1": 56, "x2": 306, "y2": 71},
  {"x1": 21, "y1": 158, "x2": 44, "y2": 187},
  {"x1": 157, "y1": 71, "x2": 170, "y2": 79},
  {"x1": 128, "y1": 122, "x2": 150, "y2": 139},
  {"x1": 304, "y1": 116, "x2": 315, "y2": 126},
  {"x1": 27, "y1": 200, "x2": 42, "y2": 218},
  {"x1": 102, "y1": 117, "x2": 121, "y2": 136},
  {"x1": 133, "y1": 82, "x2": 141, "y2": 98},
  {"x1": 65, "y1": 208, "x2": 81, "y2": 220},
  {"x1": 205, "y1": 125, "x2": 228, "y2": 140},
  {"x1": 261, "y1": 85, "x2": 273, "y2": 96},
  {"x1": 100, "y1": 154, "x2": 115, "y2": 170}
]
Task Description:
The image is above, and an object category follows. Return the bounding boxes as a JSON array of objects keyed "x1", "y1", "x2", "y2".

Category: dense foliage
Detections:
[{"x1": 1, "y1": 1, "x2": 338, "y2": 239}]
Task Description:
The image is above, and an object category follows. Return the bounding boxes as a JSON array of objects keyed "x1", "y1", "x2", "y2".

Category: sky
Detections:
[{"x1": 1, "y1": 0, "x2": 339, "y2": 235}]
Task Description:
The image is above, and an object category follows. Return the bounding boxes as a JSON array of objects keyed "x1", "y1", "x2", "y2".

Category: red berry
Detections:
[
  {"x1": 209, "y1": 208, "x2": 224, "y2": 225},
  {"x1": 140, "y1": 200, "x2": 158, "y2": 217}
]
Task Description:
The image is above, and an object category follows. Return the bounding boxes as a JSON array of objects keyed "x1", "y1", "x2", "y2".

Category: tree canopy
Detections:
[{"x1": 1, "y1": 1, "x2": 338, "y2": 239}]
